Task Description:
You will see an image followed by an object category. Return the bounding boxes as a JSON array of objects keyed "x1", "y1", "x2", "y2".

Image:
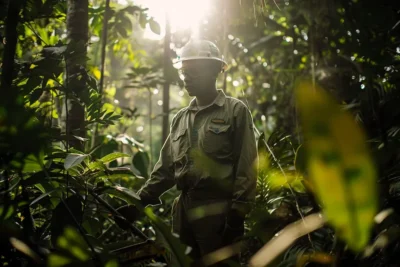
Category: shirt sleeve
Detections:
[
  {"x1": 137, "y1": 133, "x2": 176, "y2": 206},
  {"x1": 231, "y1": 103, "x2": 258, "y2": 216}
]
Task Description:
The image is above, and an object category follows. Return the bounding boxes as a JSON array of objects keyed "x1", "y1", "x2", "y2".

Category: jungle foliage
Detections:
[{"x1": 1, "y1": 0, "x2": 400, "y2": 266}]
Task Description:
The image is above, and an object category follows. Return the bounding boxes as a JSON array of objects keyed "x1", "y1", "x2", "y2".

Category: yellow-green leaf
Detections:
[
  {"x1": 100, "y1": 152, "x2": 130, "y2": 163},
  {"x1": 295, "y1": 79, "x2": 377, "y2": 251},
  {"x1": 267, "y1": 171, "x2": 305, "y2": 193}
]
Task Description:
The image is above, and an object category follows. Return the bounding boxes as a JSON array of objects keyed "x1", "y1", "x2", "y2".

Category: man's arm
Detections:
[
  {"x1": 231, "y1": 103, "x2": 258, "y2": 218},
  {"x1": 137, "y1": 133, "x2": 176, "y2": 206}
]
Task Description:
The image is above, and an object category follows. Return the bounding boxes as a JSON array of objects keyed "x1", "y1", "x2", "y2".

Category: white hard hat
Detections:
[{"x1": 173, "y1": 39, "x2": 228, "y2": 71}]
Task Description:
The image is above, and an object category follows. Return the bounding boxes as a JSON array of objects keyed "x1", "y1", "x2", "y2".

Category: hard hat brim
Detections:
[{"x1": 173, "y1": 56, "x2": 228, "y2": 71}]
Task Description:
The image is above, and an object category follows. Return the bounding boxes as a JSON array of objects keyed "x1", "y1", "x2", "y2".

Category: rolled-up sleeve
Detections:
[
  {"x1": 231, "y1": 103, "x2": 258, "y2": 215},
  {"x1": 137, "y1": 133, "x2": 176, "y2": 206}
]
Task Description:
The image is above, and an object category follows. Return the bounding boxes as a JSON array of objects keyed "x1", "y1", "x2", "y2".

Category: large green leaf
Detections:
[
  {"x1": 64, "y1": 153, "x2": 88, "y2": 170},
  {"x1": 295, "y1": 80, "x2": 378, "y2": 251},
  {"x1": 97, "y1": 167, "x2": 137, "y2": 180},
  {"x1": 100, "y1": 152, "x2": 130, "y2": 163},
  {"x1": 149, "y1": 18, "x2": 161, "y2": 35},
  {"x1": 0, "y1": 204, "x2": 16, "y2": 220},
  {"x1": 87, "y1": 160, "x2": 107, "y2": 171},
  {"x1": 30, "y1": 188, "x2": 62, "y2": 207},
  {"x1": 47, "y1": 227, "x2": 92, "y2": 267},
  {"x1": 23, "y1": 154, "x2": 44, "y2": 172},
  {"x1": 82, "y1": 217, "x2": 102, "y2": 236},
  {"x1": 132, "y1": 151, "x2": 149, "y2": 179},
  {"x1": 105, "y1": 185, "x2": 140, "y2": 204}
]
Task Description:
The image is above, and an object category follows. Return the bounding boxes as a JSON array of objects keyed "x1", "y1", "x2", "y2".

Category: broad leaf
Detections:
[
  {"x1": 23, "y1": 154, "x2": 44, "y2": 173},
  {"x1": 100, "y1": 152, "x2": 130, "y2": 163},
  {"x1": 149, "y1": 18, "x2": 161, "y2": 35},
  {"x1": 72, "y1": 135, "x2": 89, "y2": 142},
  {"x1": 132, "y1": 151, "x2": 149, "y2": 179},
  {"x1": 97, "y1": 167, "x2": 137, "y2": 180},
  {"x1": 64, "y1": 153, "x2": 88, "y2": 170},
  {"x1": 47, "y1": 227, "x2": 91, "y2": 267},
  {"x1": 30, "y1": 188, "x2": 62, "y2": 207},
  {"x1": 88, "y1": 160, "x2": 106, "y2": 171},
  {"x1": 106, "y1": 185, "x2": 140, "y2": 204},
  {"x1": 295, "y1": 80, "x2": 377, "y2": 251}
]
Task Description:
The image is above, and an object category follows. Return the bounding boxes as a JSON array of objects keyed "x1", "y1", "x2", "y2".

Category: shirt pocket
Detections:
[
  {"x1": 202, "y1": 123, "x2": 232, "y2": 155},
  {"x1": 171, "y1": 128, "x2": 189, "y2": 162}
]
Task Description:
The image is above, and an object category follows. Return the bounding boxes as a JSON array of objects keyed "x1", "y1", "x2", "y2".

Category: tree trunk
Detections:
[
  {"x1": 162, "y1": 14, "x2": 171, "y2": 144},
  {"x1": 0, "y1": 0, "x2": 20, "y2": 104},
  {"x1": 62, "y1": 0, "x2": 89, "y2": 151}
]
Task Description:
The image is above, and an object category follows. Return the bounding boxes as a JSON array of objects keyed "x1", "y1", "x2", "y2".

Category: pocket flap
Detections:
[
  {"x1": 208, "y1": 124, "x2": 231, "y2": 134},
  {"x1": 172, "y1": 128, "x2": 187, "y2": 141}
]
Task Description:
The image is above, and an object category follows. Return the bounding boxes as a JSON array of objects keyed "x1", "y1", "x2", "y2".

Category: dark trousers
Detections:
[{"x1": 171, "y1": 192, "x2": 243, "y2": 267}]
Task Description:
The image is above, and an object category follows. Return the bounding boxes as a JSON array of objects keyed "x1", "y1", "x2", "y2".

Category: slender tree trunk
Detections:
[
  {"x1": 62, "y1": 0, "x2": 89, "y2": 151},
  {"x1": 0, "y1": 0, "x2": 21, "y2": 104},
  {"x1": 0, "y1": 0, "x2": 10, "y2": 22},
  {"x1": 162, "y1": 14, "x2": 171, "y2": 144},
  {"x1": 222, "y1": 0, "x2": 229, "y2": 92},
  {"x1": 148, "y1": 88, "x2": 153, "y2": 167}
]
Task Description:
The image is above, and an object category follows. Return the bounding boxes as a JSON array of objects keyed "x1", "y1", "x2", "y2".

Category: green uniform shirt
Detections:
[{"x1": 138, "y1": 90, "x2": 258, "y2": 214}]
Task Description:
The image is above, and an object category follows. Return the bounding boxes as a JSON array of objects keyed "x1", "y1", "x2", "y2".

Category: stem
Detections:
[
  {"x1": 1, "y1": 170, "x2": 10, "y2": 221},
  {"x1": 149, "y1": 88, "x2": 153, "y2": 168},
  {"x1": 99, "y1": 0, "x2": 110, "y2": 96}
]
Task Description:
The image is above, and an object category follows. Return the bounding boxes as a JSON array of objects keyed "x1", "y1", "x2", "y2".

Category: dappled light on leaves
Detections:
[
  {"x1": 267, "y1": 171, "x2": 306, "y2": 193},
  {"x1": 295, "y1": 79, "x2": 378, "y2": 251},
  {"x1": 48, "y1": 227, "x2": 90, "y2": 266}
]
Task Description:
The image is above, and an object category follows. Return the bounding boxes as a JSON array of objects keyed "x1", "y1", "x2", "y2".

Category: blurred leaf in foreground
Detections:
[
  {"x1": 295, "y1": 79, "x2": 377, "y2": 251},
  {"x1": 47, "y1": 227, "x2": 92, "y2": 267}
]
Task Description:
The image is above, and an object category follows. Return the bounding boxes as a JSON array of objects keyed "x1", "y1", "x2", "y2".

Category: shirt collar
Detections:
[{"x1": 188, "y1": 89, "x2": 226, "y2": 111}]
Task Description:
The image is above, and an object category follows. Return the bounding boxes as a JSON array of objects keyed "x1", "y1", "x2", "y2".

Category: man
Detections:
[{"x1": 137, "y1": 39, "x2": 257, "y2": 266}]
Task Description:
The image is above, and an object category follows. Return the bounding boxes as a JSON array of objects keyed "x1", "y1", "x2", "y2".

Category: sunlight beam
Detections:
[{"x1": 133, "y1": 0, "x2": 211, "y2": 39}]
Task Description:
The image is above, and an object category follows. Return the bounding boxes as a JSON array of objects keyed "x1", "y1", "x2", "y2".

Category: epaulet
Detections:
[
  {"x1": 226, "y1": 96, "x2": 247, "y2": 109},
  {"x1": 171, "y1": 107, "x2": 188, "y2": 127}
]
